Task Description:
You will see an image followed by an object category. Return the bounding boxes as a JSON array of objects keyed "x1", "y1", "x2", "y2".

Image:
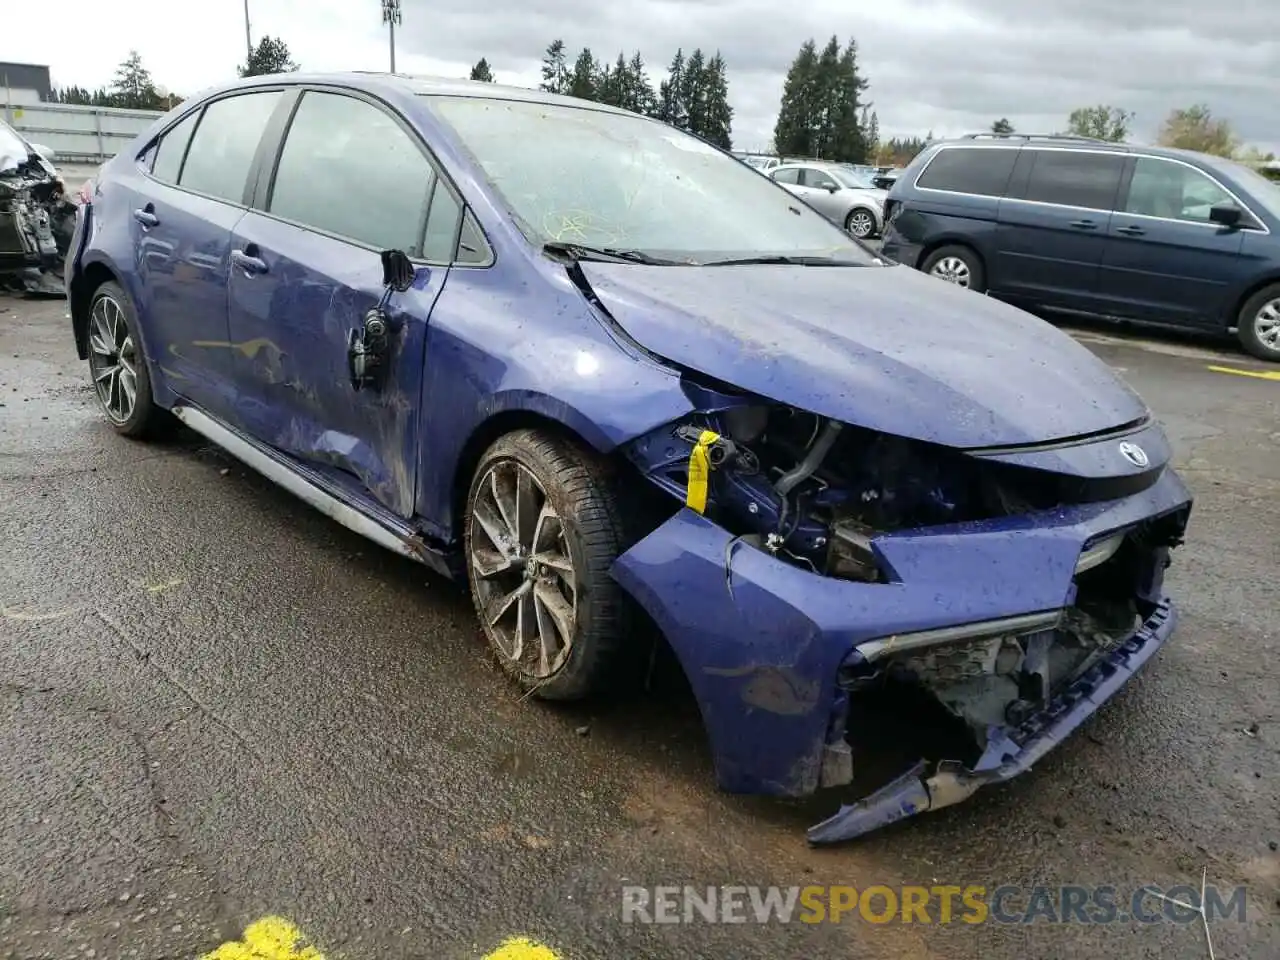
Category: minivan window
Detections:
[
  {"x1": 426, "y1": 96, "x2": 874, "y2": 264},
  {"x1": 1124, "y1": 157, "x2": 1233, "y2": 223},
  {"x1": 150, "y1": 111, "x2": 200, "y2": 184},
  {"x1": 269, "y1": 91, "x2": 435, "y2": 255},
  {"x1": 915, "y1": 146, "x2": 1017, "y2": 197},
  {"x1": 1021, "y1": 149, "x2": 1124, "y2": 211},
  {"x1": 179, "y1": 91, "x2": 281, "y2": 204}
]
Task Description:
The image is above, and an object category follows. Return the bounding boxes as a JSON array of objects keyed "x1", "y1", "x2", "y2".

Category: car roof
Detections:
[
  {"x1": 195, "y1": 70, "x2": 640, "y2": 118},
  {"x1": 927, "y1": 135, "x2": 1236, "y2": 168}
]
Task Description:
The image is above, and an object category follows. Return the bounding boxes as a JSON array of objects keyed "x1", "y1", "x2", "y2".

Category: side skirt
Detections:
[{"x1": 171, "y1": 404, "x2": 458, "y2": 579}]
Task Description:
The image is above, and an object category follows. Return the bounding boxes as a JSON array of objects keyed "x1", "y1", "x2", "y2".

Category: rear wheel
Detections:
[
  {"x1": 86, "y1": 282, "x2": 173, "y2": 439},
  {"x1": 921, "y1": 244, "x2": 986, "y2": 293},
  {"x1": 845, "y1": 207, "x2": 877, "y2": 240},
  {"x1": 1236, "y1": 283, "x2": 1280, "y2": 362},
  {"x1": 464, "y1": 429, "x2": 630, "y2": 701}
]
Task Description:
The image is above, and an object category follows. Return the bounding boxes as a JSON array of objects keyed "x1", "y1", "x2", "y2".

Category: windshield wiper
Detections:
[
  {"x1": 700, "y1": 255, "x2": 865, "y2": 266},
  {"x1": 542, "y1": 241, "x2": 682, "y2": 265}
]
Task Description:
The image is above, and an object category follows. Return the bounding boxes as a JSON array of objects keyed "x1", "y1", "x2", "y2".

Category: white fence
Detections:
[{"x1": 3, "y1": 101, "x2": 165, "y2": 163}]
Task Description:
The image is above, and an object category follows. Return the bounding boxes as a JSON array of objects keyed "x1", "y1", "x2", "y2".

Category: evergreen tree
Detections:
[
  {"x1": 568, "y1": 48, "x2": 598, "y2": 101},
  {"x1": 773, "y1": 36, "x2": 868, "y2": 161},
  {"x1": 629, "y1": 51, "x2": 658, "y2": 117},
  {"x1": 238, "y1": 36, "x2": 298, "y2": 77},
  {"x1": 862, "y1": 107, "x2": 880, "y2": 161},
  {"x1": 678, "y1": 48, "x2": 707, "y2": 137},
  {"x1": 700, "y1": 52, "x2": 733, "y2": 148},
  {"x1": 657, "y1": 49, "x2": 685, "y2": 127},
  {"x1": 539, "y1": 39, "x2": 569, "y2": 94},
  {"x1": 469, "y1": 58, "x2": 494, "y2": 82},
  {"x1": 111, "y1": 51, "x2": 161, "y2": 110},
  {"x1": 773, "y1": 40, "x2": 819, "y2": 156},
  {"x1": 829, "y1": 39, "x2": 869, "y2": 161}
]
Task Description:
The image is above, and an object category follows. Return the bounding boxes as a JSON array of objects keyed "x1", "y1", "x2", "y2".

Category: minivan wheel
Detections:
[
  {"x1": 464, "y1": 428, "x2": 630, "y2": 701},
  {"x1": 845, "y1": 208, "x2": 876, "y2": 239},
  {"x1": 1237, "y1": 283, "x2": 1280, "y2": 362},
  {"x1": 86, "y1": 281, "x2": 173, "y2": 439},
  {"x1": 921, "y1": 245, "x2": 986, "y2": 293}
]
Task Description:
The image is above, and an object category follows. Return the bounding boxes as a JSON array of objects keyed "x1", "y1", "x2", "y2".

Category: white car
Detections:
[{"x1": 768, "y1": 161, "x2": 885, "y2": 239}]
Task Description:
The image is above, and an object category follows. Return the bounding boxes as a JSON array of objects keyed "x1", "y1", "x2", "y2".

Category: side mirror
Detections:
[
  {"x1": 824, "y1": 184, "x2": 840, "y2": 193},
  {"x1": 1208, "y1": 202, "x2": 1242, "y2": 228},
  {"x1": 381, "y1": 248, "x2": 415, "y2": 291}
]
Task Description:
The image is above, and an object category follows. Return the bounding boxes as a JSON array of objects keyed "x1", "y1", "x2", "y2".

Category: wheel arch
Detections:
[
  {"x1": 918, "y1": 237, "x2": 987, "y2": 275},
  {"x1": 1227, "y1": 271, "x2": 1280, "y2": 332},
  {"x1": 69, "y1": 258, "x2": 121, "y2": 360}
]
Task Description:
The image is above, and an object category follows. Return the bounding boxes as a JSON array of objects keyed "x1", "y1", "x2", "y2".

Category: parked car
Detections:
[
  {"x1": 768, "y1": 161, "x2": 886, "y2": 238},
  {"x1": 1, "y1": 118, "x2": 76, "y2": 295},
  {"x1": 882, "y1": 132, "x2": 1280, "y2": 361},
  {"x1": 65, "y1": 74, "x2": 1193, "y2": 843},
  {"x1": 871, "y1": 168, "x2": 902, "y2": 191},
  {"x1": 733, "y1": 152, "x2": 780, "y2": 172}
]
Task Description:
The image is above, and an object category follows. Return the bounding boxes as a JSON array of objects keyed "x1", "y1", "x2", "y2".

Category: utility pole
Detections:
[
  {"x1": 243, "y1": 0, "x2": 253, "y2": 65},
  {"x1": 381, "y1": 0, "x2": 401, "y2": 73}
]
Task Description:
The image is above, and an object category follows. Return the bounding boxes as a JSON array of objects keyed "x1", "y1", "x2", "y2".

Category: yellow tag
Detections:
[{"x1": 686, "y1": 429, "x2": 720, "y2": 514}]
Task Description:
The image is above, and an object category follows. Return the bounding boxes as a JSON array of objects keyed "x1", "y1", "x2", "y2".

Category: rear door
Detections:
[
  {"x1": 129, "y1": 89, "x2": 283, "y2": 416},
  {"x1": 995, "y1": 148, "x2": 1126, "y2": 311},
  {"x1": 1095, "y1": 155, "x2": 1250, "y2": 328},
  {"x1": 796, "y1": 166, "x2": 846, "y2": 221},
  {"x1": 225, "y1": 87, "x2": 458, "y2": 518}
]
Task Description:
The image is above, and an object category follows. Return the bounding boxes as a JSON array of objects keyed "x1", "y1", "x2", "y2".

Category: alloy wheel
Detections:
[
  {"x1": 87, "y1": 294, "x2": 138, "y2": 424},
  {"x1": 930, "y1": 256, "x2": 971, "y2": 287},
  {"x1": 469, "y1": 459, "x2": 578, "y2": 679},
  {"x1": 848, "y1": 210, "x2": 875, "y2": 239},
  {"x1": 1254, "y1": 297, "x2": 1280, "y2": 352}
]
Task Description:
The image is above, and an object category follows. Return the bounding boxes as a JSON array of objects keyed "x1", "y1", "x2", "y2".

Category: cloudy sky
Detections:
[{"x1": 6, "y1": 0, "x2": 1278, "y2": 153}]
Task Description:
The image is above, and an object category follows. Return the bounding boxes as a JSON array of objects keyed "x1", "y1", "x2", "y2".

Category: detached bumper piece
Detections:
[{"x1": 806, "y1": 599, "x2": 1176, "y2": 844}]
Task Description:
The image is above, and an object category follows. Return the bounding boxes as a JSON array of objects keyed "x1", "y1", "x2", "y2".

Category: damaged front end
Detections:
[
  {"x1": 612, "y1": 377, "x2": 1192, "y2": 843},
  {"x1": 0, "y1": 122, "x2": 76, "y2": 297}
]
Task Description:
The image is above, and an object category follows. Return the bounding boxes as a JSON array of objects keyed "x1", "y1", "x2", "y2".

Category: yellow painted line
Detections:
[
  {"x1": 483, "y1": 937, "x2": 560, "y2": 959},
  {"x1": 200, "y1": 917, "x2": 324, "y2": 960},
  {"x1": 1207, "y1": 364, "x2": 1280, "y2": 381}
]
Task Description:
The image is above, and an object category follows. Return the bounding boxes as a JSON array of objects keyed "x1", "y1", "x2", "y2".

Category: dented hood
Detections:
[{"x1": 577, "y1": 261, "x2": 1148, "y2": 449}]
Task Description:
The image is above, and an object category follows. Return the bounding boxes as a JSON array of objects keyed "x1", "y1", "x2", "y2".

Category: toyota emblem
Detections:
[{"x1": 1118, "y1": 441, "x2": 1149, "y2": 468}]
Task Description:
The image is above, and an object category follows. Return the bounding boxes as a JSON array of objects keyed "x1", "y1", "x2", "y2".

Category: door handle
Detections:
[
  {"x1": 133, "y1": 207, "x2": 159, "y2": 227},
  {"x1": 230, "y1": 249, "x2": 268, "y2": 275},
  {"x1": 1116, "y1": 225, "x2": 1145, "y2": 237},
  {"x1": 1068, "y1": 219, "x2": 1098, "y2": 230}
]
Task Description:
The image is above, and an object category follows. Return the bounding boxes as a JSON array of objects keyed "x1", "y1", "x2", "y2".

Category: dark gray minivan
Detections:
[{"x1": 880, "y1": 133, "x2": 1280, "y2": 361}]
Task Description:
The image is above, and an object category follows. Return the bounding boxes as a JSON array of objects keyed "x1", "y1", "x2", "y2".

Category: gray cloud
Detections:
[{"x1": 397, "y1": 0, "x2": 1280, "y2": 152}]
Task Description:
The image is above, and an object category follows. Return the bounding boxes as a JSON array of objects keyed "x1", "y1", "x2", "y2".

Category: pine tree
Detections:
[
  {"x1": 238, "y1": 36, "x2": 298, "y2": 77},
  {"x1": 539, "y1": 40, "x2": 569, "y2": 94},
  {"x1": 469, "y1": 58, "x2": 494, "y2": 82},
  {"x1": 700, "y1": 53, "x2": 733, "y2": 149},
  {"x1": 830, "y1": 39, "x2": 869, "y2": 161},
  {"x1": 861, "y1": 107, "x2": 880, "y2": 162},
  {"x1": 568, "y1": 48, "x2": 598, "y2": 101},
  {"x1": 629, "y1": 52, "x2": 657, "y2": 117},
  {"x1": 773, "y1": 40, "x2": 819, "y2": 156},
  {"x1": 112, "y1": 51, "x2": 161, "y2": 110},
  {"x1": 679, "y1": 49, "x2": 707, "y2": 137},
  {"x1": 657, "y1": 49, "x2": 685, "y2": 127}
]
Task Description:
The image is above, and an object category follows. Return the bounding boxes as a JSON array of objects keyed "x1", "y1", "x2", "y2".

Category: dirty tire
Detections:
[
  {"x1": 464, "y1": 428, "x2": 630, "y2": 701},
  {"x1": 1236, "y1": 282, "x2": 1280, "y2": 362},
  {"x1": 86, "y1": 281, "x2": 173, "y2": 439},
  {"x1": 920, "y1": 244, "x2": 986, "y2": 293}
]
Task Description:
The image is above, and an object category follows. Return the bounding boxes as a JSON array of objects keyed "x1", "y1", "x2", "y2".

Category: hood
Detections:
[{"x1": 577, "y1": 261, "x2": 1148, "y2": 450}]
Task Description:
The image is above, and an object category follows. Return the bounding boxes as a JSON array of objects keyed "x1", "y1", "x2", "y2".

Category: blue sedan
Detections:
[{"x1": 64, "y1": 73, "x2": 1193, "y2": 843}]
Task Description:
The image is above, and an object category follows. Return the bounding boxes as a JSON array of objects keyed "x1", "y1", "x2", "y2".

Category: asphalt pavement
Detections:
[{"x1": 1, "y1": 290, "x2": 1277, "y2": 959}]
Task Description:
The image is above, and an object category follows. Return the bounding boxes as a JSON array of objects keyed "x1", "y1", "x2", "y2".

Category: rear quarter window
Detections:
[{"x1": 915, "y1": 147, "x2": 1018, "y2": 197}]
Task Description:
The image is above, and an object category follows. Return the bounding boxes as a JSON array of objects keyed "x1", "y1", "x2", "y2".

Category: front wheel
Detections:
[
  {"x1": 845, "y1": 207, "x2": 877, "y2": 240},
  {"x1": 464, "y1": 429, "x2": 631, "y2": 700},
  {"x1": 86, "y1": 281, "x2": 173, "y2": 439},
  {"x1": 1236, "y1": 283, "x2": 1280, "y2": 362}
]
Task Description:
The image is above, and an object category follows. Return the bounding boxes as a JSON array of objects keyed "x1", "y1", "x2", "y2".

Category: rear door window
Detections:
[
  {"x1": 1021, "y1": 150, "x2": 1125, "y2": 211},
  {"x1": 268, "y1": 90, "x2": 435, "y2": 254},
  {"x1": 151, "y1": 111, "x2": 200, "y2": 183},
  {"x1": 915, "y1": 147, "x2": 1017, "y2": 197},
  {"x1": 179, "y1": 91, "x2": 281, "y2": 203}
]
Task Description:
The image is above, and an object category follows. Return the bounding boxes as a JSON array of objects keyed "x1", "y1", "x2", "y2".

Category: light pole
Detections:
[
  {"x1": 243, "y1": 0, "x2": 253, "y2": 66},
  {"x1": 381, "y1": 0, "x2": 401, "y2": 73}
]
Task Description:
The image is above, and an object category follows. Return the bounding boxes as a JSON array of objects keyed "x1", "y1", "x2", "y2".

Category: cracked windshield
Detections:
[{"x1": 2, "y1": 0, "x2": 1276, "y2": 958}]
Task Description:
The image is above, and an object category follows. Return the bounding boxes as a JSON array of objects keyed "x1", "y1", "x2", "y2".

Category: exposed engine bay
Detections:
[
  {"x1": 626, "y1": 388, "x2": 1186, "y2": 764},
  {"x1": 1, "y1": 120, "x2": 76, "y2": 296}
]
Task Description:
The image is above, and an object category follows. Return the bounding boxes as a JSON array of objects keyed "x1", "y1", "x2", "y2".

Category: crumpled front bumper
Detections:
[{"x1": 610, "y1": 467, "x2": 1191, "y2": 842}]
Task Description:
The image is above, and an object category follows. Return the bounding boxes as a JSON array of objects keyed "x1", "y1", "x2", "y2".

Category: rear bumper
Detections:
[
  {"x1": 611, "y1": 467, "x2": 1191, "y2": 838},
  {"x1": 879, "y1": 229, "x2": 923, "y2": 267}
]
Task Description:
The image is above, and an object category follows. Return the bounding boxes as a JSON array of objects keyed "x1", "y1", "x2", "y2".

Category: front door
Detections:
[
  {"x1": 1095, "y1": 156, "x2": 1249, "y2": 329},
  {"x1": 225, "y1": 88, "x2": 463, "y2": 518},
  {"x1": 994, "y1": 148, "x2": 1126, "y2": 311}
]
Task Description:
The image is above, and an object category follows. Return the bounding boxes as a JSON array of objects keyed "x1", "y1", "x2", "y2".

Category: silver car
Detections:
[{"x1": 769, "y1": 162, "x2": 885, "y2": 239}]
